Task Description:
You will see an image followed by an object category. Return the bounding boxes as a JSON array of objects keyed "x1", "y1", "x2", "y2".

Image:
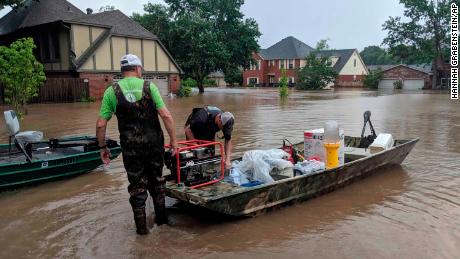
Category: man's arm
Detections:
[
  {"x1": 96, "y1": 117, "x2": 111, "y2": 165},
  {"x1": 158, "y1": 107, "x2": 178, "y2": 152},
  {"x1": 184, "y1": 125, "x2": 194, "y2": 140},
  {"x1": 224, "y1": 138, "x2": 232, "y2": 168}
]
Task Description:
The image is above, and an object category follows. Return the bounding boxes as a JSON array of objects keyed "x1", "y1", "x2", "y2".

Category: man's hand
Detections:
[
  {"x1": 100, "y1": 147, "x2": 112, "y2": 165},
  {"x1": 225, "y1": 159, "x2": 232, "y2": 170},
  {"x1": 170, "y1": 140, "x2": 179, "y2": 156}
]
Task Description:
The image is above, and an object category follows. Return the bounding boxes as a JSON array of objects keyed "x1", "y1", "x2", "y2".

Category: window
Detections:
[
  {"x1": 354, "y1": 59, "x2": 357, "y2": 67},
  {"x1": 39, "y1": 32, "x2": 60, "y2": 62},
  {"x1": 250, "y1": 61, "x2": 260, "y2": 70},
  {"x1": 248, "y1": 77, "x2": 258, "y2": 85},
  {"x1": 288, "y1": 59, "x2": 294, "y2": 69},
  {"x1": 269, "y1": 60, "x2": 275, "y2": 67},
  {"x1": 279, "y1": 59, "x2": 284, "y2": 69}
]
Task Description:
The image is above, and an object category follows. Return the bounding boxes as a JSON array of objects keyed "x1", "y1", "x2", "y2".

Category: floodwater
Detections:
[{"x1": 0, "y1": 88, "x2": 459, "y2": 258}]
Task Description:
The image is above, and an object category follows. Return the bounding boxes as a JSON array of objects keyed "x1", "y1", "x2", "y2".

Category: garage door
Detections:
[
  {"x1": 378, "y1": 79, "x2": 398, "y2": 89},
  {"x1": 403, "y1": 79, "x2": 424, "y2": 90},
  {"x1": 144, "y1": 75, "x2": 169, "y2": 96}
]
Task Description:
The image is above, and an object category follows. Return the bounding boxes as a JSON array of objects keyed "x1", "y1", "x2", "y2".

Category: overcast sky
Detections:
[{"x1": 0, "y1": 0, "x2": 405, "y2": 51}]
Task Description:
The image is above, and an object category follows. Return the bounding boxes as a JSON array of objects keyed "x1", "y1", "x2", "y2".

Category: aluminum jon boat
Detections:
[{"x1": 165, "y1": 136, "x2": 418, "y2": 217}]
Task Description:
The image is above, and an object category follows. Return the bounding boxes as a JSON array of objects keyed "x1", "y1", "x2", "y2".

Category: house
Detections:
[
  {"x1": 242, "y1": 36, "x2": 368, "y2": 88},
  {"x1": 208, "y1": 71, "x2": 227, "y2": 87},
  {"x1": 368, "y1": 64, "x2": 432, "y2": 90},
  {"x1": 0, "y1": 0, "x2": 182, "y2": 99}
]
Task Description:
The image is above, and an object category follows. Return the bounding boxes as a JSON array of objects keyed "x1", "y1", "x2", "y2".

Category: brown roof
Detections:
[
  {"x1": 68, "y1": 10, "x2": 156, "y2": 39},
  {"x1": 0, "y1": 0, "x2": 156, "y2": 39},
  {"x1": 0, "y1": 0, "x2": 84, "y2": 35}
]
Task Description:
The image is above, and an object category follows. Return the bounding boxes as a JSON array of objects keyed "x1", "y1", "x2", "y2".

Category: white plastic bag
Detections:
[
  {"x1": 294, "y1": 159, "x2": 325, "y2": 176},
  {"x1": 229, "y1": 161, "x2": 249, "y2": 185},
  {"x1": 234, "y1": 149, "x2": 294, "y2": 183}
]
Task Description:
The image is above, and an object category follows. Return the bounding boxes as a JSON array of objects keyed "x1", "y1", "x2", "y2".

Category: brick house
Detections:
[
  {"x1": 0, "y1": 0, "x2": 182, "y2": 100},
  {"x1": 368, "y1": 64, "x2": 432, "y2": 90},
  {"x1": 242, "y1": 36, "x2": 368, "y2": 88}
]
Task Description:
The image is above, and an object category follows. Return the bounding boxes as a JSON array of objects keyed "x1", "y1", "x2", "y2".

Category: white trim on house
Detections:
[{"x1": 247, "y1": 77, "x2": 259, "y2": 85}]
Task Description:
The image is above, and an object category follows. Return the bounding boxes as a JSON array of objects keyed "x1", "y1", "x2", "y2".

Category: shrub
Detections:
[{"x1": 363, "y1": 69, "x2": 383, "y2": 89}]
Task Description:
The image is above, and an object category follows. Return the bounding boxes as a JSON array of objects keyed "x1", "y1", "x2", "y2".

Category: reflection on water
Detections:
[{"x1": 0, "y1": 88, "x2": 459, "y2": 258}]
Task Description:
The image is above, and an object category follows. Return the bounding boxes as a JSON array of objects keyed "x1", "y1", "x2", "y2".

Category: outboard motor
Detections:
[{"x1": 358, "y1": 110, "x2": 377, "y2": 148}]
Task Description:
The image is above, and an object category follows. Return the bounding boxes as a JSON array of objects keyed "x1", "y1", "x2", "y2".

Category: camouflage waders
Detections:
[{"x1": 113, "y1": 80, "x2": 167, "y2": 234}]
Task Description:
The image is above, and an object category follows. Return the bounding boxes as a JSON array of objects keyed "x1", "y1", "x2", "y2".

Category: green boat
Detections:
[
  {"x1": 1, "y1": 110, "x2": 121, "y2": 190},
  {"x1": 0, "y1": 135, "x2": 121, "y2": 190}
]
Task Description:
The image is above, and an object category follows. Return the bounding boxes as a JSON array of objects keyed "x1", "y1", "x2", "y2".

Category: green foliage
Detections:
[
  {"x1": 279, "y1": 69, "x2": 289, "y2": 98},
  {"x1": 224, "y1": 67, "x2": 243, "y2": 86},
  {"x1": 79, "y1": 93, "x2": 96, "y2": 103},
  {"x1": 178, "y1": 78, "x2": 196, "y2": 97},
  {"x1": 99, "y1": 5, "x2": 115, "y2": 12},
  {"x1": 363, "y1": 69, "x2": 383, "y2": 89},
  {"x1": 132, "y1": 0, "x2": 260, "y2": 93},
  {"x1": 382, "y1": 0, "x2": 451, "y2": 86},
  {"x1": 0, "y1": 0, "x2": 37, "y2": 10},
  {"x1": 315, "y1": 38, "x2": 331, "y2": 51},
  {"x1": 360, "y1": 46, "x2": 399, "y2": 65},
  {"x1": 393, "y1": 80, "x2": 403, "y2": 90},
  {"x1": 203, "y1": 76, "x2": 217, "y2": 87},
  {"x1": 296, "y1": 53, "x2": 338, "y2": 90},
  {"x1": 0, "y1": 38, "x2": 45, "y2": 118}
]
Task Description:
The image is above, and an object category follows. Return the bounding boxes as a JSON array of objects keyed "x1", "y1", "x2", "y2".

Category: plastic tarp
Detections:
[{"x1": 231, "y1": 149, "x2": 294, "y2": 184}]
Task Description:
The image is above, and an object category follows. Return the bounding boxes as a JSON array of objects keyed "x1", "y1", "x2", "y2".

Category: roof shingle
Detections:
[
  {"x1": 0, "y1": 0, "x2": 84, "y2": 35},
  {"x1": 69, "y1": 10, "x2": 156, "y2": 39},
  {"x1": 259, "y1": 36, "x2": 315, "y2": 59}
]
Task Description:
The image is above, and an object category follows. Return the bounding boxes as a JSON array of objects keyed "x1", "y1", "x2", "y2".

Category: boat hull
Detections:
[
  {"x1": 0, "y1": 136, "x2": 121, "y2": 190},
  {"x1": 166, "y1": 138, "x2": 418, "y2": 216}
]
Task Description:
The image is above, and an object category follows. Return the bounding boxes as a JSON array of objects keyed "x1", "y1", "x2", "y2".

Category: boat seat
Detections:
[
  {"x1": 15, "y1": 131, "x2": 43, "y2": 143},
  {"x1": 344, "y1": 147, "x2": 371, "y2": 162},
  {"x1": 4, "y1": 110, "x2": 43, "y2": 143}
]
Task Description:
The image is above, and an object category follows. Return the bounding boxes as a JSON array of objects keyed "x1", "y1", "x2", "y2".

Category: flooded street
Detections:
[{"x1": 0, "y1": 88, "x2": 459, "y2": 258}]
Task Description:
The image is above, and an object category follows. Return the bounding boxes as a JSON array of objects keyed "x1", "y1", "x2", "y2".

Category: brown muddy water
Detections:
[{"x1": 0, "y1": 88, "x2": 459, "y2": 258}]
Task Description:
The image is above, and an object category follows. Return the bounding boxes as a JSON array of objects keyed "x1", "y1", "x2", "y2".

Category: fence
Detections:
[{"x1": 0, "y1": 78, "x2": 89, "y2": 104}]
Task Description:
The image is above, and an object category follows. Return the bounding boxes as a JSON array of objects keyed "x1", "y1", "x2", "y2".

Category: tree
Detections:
[
  {"x1": 99, "y1": 5, "x2": 115, "y2": 12},
  {"x1": 133, "y1": 0, "x2": 260, "y2": 93},
  {"x1": 132, "y1": 4, "x2": 171, "y2": 46},
  {"x1": 279, "y1": 69, "x2": 289, "y2": 98},
  {"x1": 382, "y1": 0, "x2": 451, "y2": 88},
  {"x1": 0, "y1": 38, "x2": 45, "y2": 118},
  {"x1": 296, "y1": 53, "x2": 338, "y2": 90},
  {"x1": 363, "y1": 69, "x2": 384, "y2": 89},
  {"x1": 360, "y1": 46, "x2": 398, "y2": 65},
  {"x1": 224, "y1": 66, "x2": 243, "y2": 86},
  {"x1": 315, "y1": 38, "x2": 331, "y2": 51},
  {"x1": 0, "y1": 0, "x2": 37, "y2": 10}
]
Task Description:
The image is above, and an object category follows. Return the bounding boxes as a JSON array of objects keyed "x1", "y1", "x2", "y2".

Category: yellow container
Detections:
[{"x1": 324, "y1": 142, "x2": 340, "y2": 169}]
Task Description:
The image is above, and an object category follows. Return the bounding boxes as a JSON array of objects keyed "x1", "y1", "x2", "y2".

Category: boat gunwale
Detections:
[{"x1": 0, "y1": 136, "x2": 121, "y2": 168}]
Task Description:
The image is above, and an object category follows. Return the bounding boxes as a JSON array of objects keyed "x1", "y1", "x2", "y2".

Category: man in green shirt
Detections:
[{"x1": 96, "y1": 54, "x2": 178, "y2": 235}]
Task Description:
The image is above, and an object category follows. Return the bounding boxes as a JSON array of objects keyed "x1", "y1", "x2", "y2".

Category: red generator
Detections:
[{"x1": 164, "y1": 140, "x2": 225, "y2": 188}]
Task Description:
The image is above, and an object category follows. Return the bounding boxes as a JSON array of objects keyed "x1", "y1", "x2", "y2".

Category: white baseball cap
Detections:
[
  {"x1": 221, "y1": 112, "x2": 234, "y2": 127},
  {"x1": 120, "y1": 54, "x2": 142, "y2": 67}
]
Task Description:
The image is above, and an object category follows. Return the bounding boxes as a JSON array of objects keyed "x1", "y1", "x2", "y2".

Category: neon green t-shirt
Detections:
[{"x1": 99, "y1": 77, "x2": 165, "y2": 120}]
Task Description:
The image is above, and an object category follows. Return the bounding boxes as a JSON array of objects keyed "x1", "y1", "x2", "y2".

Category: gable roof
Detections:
[
  {"x1": 68, "y1": 10, "x2": 156, "y2": 39},
  {"x1": 315, "y1": 49, "x2": 356, "y2": 73},
  {"x1": 369, "y1": 64, "x2": 432, "y2": 75},
  {"x1": 259, "y1": 36, "x2": 315, "y2": 59},
  {"x1": 0, "y1": 0, "x2": 84, "y2": 35}
]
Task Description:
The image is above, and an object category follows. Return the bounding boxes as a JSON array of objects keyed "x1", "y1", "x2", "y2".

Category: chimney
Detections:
[{"x1": 86, "y1": 8, "x2": 93, "y2": 14}]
